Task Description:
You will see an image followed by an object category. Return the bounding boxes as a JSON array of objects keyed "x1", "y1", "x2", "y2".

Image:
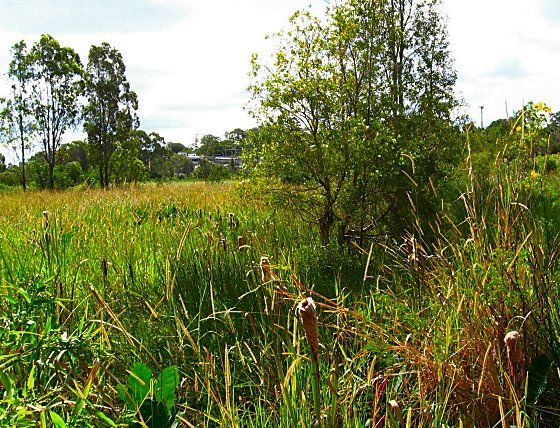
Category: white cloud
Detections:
[
  {"x1": 443, "y1": 0, "x2": 560, "y2": 125},
  {"x1": 0, "y1": 0, "x2": 324, "y2": 163},
  {"x1": 1, "y1": 0, "x2": 559, "y2": 165}
]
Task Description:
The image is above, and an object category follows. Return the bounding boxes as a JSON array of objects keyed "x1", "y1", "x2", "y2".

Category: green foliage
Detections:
[
  {"x1": 196, "y1": 131, "x2": 243, "y2": 157},
  {"x1": 167, "y1": 142, "x2": 188, "y2": 154},
  {"x1": 247, "y1": 0, "x2": 460, "y2": 244},
  {"x1": 193, "y1": 157, "x2": 232, "y2": 181},
  {"x1": 53, "y1": 161, "x2": 84, "y2": 189},
  {"x1": 117, "y1": 363, "x2": 179, "y2": 427},
  {"x1": 0, "y1": 168, "x2": 20, "y2": 187},
  {"x1": 3, "y1": 40, "x2": 35, "y2": 190},
  {"x1": 27, "y1": 34, "x2": 84, "y2": 189},
  {"x1": 110, "y1": 136, "x2": 145, "y2": 185},
  {"x1": 0, "y1": 173, "x2": 560, "y2": 425},
  {"x1": 84, "y1": 42, "x2": 138, "y2": 188}
]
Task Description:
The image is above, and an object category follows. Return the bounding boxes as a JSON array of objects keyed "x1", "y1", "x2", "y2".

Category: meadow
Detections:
[{"x1": 1, "y1": 167, "x2": 560, "y2": 427}]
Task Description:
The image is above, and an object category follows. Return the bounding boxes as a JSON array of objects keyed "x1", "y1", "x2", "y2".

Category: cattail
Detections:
[
  {"x1": 43, "y1": 210, "x2": 50, "y2": 228},
  {"x1": 237, "y1": 235, "x2": 247, "y2": 249},
  {"x1": 101, "y1": 258, "x2": 109, "y2": 279},
  {"x1": 260, "y1": 256, "x2": 273, "y2": 282},
  {"x1": 388, "y1": 400, "x2": 405, "y2": 428},
  {"x1": 229, "y1": 212, "x2": 236, "y2": 229},
  {"x1": 297, "y1": 297, "x2": 319, "y2": 361},
  {"x1": 504, "y1": 330, "x2": 521, "y2": 363}
]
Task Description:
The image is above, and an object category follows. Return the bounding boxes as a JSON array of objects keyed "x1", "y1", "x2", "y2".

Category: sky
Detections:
[{"x1": 0, "y1": 0, "x2": 559, "y2": 162}]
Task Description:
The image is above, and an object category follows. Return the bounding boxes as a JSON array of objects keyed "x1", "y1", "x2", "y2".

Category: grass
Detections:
[{"x1": 0, "y1": 160, "x2": 560, "y2": 427}]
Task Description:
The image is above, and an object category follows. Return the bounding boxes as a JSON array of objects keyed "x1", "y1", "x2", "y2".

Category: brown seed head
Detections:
[
  {"x1": 42, "y1": 210, "x2": 50, "y2": 227},
  {"x1": 504, "y1": 330, "x2": 522, "y2": 363},
  {"x1": 297, "y1": 297, "x2": 319, "y2": 361},
  {"x1": 388, "y1": 400, "x2": 405, "y2": 427},
  {"x1": 260, "y1": 256, "x2": 272, "y2": 282}
]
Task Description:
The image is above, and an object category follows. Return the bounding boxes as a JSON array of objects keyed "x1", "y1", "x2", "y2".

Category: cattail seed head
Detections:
[
  {"x1": 297, "y1": 297, "x2": 319, "y2": 361},
  {"x1": 43, "y1": 210, "x2": 50, "y2": 228},
  {"x1": 504, "y1": 330, "x2": 522, "y2": 363},
  {"x1": 229, "y1": 212, "x2": 236, "y2": 229},
  {"x1": 260, "y1": 256, "x2": 272, "y2": 282},
  {"x1": 388, "y1": 400, "x2": 405, "y2": 428}
]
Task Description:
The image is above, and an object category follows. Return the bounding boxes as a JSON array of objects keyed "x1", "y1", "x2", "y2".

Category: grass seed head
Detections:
[
  {"x1": 297, "y1": 297, "x2": 319, "y2": 361},
  {"x1": 504, "y1": 330, "x2": 521, "y2": 363}
]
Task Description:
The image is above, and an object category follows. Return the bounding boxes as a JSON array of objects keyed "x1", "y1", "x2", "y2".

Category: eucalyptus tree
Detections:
[
  {"x1": 2, "y1": 41, "x2": 34, "y2": 190},
  {"x1": 248, "y1": 0, "x2": 458, "y2": 244},
  {"x1": 26, "y1": 35, "x2": 84, "y2": 189},
  {"x1": 83, "y1": 42, "x2": 138, "y2": 188}
]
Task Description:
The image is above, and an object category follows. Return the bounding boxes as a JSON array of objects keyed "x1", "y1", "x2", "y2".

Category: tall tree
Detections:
[
  {"x1": 26, "y1": 35, "x2": 83, "y2": 189},
  {"x1": 84, "y1": 42, "x2": 138, "y2": 188},
  {"x1": 2, "y1": 41, "x2": 34, "y2": 190}
]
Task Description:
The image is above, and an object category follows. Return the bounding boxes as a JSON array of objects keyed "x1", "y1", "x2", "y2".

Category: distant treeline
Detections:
[{"x1": 0, "y1": 35, "x2": 252, "y2": 190}]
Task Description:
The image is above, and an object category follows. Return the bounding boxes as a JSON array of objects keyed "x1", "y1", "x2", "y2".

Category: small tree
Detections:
[
  {"x1": 248, "y1": 0, "x2": 459, "y2": 244},
  {"x1": 110, "y1": 135, "x2": 145, "y2": 185}
]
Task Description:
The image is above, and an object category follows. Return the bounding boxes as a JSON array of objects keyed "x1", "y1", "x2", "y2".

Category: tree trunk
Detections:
[
  {"x1": 319, "y1": 205, "x2": 334, "y2": 246},
  {"x1": 20, "y1": 141, "x2": 26, "y2": 191},
  {"x1": 103, "y1": 155, "x2": 110, "y2": 188},
  {"x1": 19, "y1": 114, "x2": 27, "y2": 191},
  {"x1": 99, "y1": 163, "x2": 105, "y2": 189},
  {"x1": 48, "y1": 163, "x2": 55, "y2": 190}
]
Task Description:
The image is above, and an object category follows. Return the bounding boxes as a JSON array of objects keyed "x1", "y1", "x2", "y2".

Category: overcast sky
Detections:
[{"x1": 0, "y1": 0, "x2": 559, "y2": 162}]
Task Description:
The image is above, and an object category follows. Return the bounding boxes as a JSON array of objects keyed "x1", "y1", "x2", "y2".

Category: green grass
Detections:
[{"x1": 0, "y1": 170, "x2": 560, "y2": 427}]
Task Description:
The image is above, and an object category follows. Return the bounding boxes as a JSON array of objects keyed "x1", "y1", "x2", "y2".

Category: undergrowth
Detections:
[{"x1": 0, "y1": 157, "x2": 560, "y2": 427}]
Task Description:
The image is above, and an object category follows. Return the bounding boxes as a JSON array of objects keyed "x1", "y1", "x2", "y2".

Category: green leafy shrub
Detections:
[{"x1": 117, "y1": 363, "x2": 180, "y2": 428}]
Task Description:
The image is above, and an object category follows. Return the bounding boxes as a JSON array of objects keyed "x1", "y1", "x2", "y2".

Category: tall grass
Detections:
[{"x1": 0, "y1": 155, "x2": 560, "y2": 427}]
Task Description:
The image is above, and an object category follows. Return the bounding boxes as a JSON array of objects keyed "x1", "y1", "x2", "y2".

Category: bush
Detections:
[
  {"x1": 0, "y1": 169, "x2": 20, "y2": 187},
  {"x1": 194, "y1": 158, "x2": 232, "y2": 181},
  {"x1": 53, "y1": 162, "x2": 84, "y2": 189},
  {"x1": 544, "y1": 158, "x2": 558, "y2": 174}
]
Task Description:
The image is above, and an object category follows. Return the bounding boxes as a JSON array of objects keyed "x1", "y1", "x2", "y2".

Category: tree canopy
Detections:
[
  {"x1": 84, "y1": 42, "x2": 138, "y2": 188},
  {"x1": 248, "y1": 0, "x2": 460, "y2": 243}
]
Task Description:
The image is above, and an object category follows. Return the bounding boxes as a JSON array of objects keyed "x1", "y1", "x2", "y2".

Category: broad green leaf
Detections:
[
  {"x1": 128, "y1": 362, "x2": 152, "y2": 405},
  {"x1": 116, "y1": 383, "x2": 136, "y2": 411},
  {"x1": 0, "y1": 370, "x2": 13, "y2": 398},
  {"x1": 156, "y1": 365, "x2": 179, "y2": 412},
  {"x1": 26, "y1": 364, "x2": 36, "y2": 392},
  {"x1": 49, "y1": 411, "x2": 68, "y2": 428}
]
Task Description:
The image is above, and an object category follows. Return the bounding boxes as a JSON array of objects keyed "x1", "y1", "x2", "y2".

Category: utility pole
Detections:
[{"x1": 479, "y1": 105, "x2": 484, "y2": 129}]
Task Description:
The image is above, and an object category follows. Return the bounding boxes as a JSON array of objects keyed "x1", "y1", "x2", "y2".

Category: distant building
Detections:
[
  {"x1": 208, "y1": 156, "x2": 242, "y2": 169},
  {"x1": 185, "y1": 153, "x2": 201, "y2": 166},
  {"x1": 180, "y1": 153, "x2": 242, "y2": 170}
]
